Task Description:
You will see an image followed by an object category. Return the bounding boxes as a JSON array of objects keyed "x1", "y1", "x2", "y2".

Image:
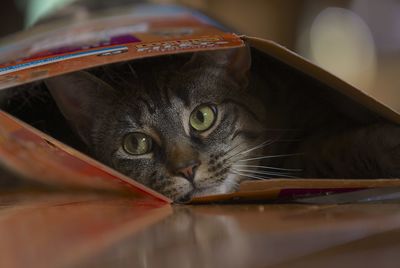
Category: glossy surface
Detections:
[
  {"x1": 0, "y1": 191, "x2": 171, "y2": 268},
  {"x1": 2, "y1": 192, "x2": 400, "y2": 268}
]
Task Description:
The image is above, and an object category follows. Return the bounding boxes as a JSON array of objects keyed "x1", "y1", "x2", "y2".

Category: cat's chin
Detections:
[
  {"x1": 191, "y1": 187, "x2": 230, "y2": 198},
  {"x1": 173, "y1": 184, "x2": 232, "y2": 203},
  {"x1": 168, "y1": 174, "x2": 241, "y2": 202},
  {"x1": 191, "y1": 174, "x2": 241, "y2": 199},
  {"x1": 173, "y1": 187, "x2": 225, "y2": 203}
]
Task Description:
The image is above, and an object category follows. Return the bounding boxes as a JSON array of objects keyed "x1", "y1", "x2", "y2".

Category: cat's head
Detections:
[{"x1": 45, "y1": 46, "x2": 267, "y2": 201}]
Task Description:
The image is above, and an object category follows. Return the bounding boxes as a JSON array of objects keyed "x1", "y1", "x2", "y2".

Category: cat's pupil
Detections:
[
  {"x1": 125, "y1": 136, "x2": 140, "y2": 153},
  {"x1": 130, "y1": 138, "x2": 139, "y2": 150},
  {"x1": 196, "y1": 110, "x2": 205, "y2": 123}
]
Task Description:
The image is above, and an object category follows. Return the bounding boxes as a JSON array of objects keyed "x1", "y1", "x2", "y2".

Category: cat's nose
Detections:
[{"x1": 175, "y1": 161, "x2": 200, "y2": 182}]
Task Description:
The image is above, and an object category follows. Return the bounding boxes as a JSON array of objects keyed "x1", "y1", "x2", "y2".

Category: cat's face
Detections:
[{"x1": 45, "y1": 47, "x2": 266, "y2": 201}]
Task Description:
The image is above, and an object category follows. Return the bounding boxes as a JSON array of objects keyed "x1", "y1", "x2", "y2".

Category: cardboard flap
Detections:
[
  {"x1": 0, "y1": 111, "x2": 171, "y2": 204},
  {"x1": 245, "y1": 36, "x2": 400, "y2": 124},
  {"x1": 0, "y1": 5, "x2": 243, "y2": 90},
  {"x1": 190, "y1": 179, "x2": 400, "y2": 204}
]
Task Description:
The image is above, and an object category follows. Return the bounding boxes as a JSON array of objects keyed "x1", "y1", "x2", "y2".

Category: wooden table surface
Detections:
[{"x1": 1, "y1": 191, "x2": 400, "y2": 268}]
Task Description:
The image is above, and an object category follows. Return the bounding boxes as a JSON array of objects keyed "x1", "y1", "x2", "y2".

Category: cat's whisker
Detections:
[
  {"x1": 224, "y1": 139, "x2": 274, "y2": 162},
  {"x1": 232, "y1": 168, "x2": 298, "y2": 178},
  {"x1": 232, "y1": 164, "x2": 302, "y2": 172},
  {"x1": 224, "y1": 144, "x2": 252, "y2": 161},
  {"x1": 230, "y1": 171, "x2": 271, "y2": 180},
  {"x1": 223, "y1": 145, "x2": 248, "y2": 162},
  {"x1": 238, "y1": 153, "x2": 303, "y2": 162},
  {"x1": 225, "y1": 136, "x2": 304, "y2": 164},
  {"x1": 225, "y1": 142, "x2": 246, "y2": 156},
  {"x1": 237, "y1": 140, "x2": 274, "y2": 156}
]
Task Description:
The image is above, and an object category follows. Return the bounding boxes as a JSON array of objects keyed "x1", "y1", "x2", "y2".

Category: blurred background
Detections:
[{"x1": 1, "y1": 0, "x2": 399, "y2": 111}]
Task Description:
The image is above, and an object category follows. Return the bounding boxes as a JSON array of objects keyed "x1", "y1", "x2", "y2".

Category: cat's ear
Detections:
[
  {"x1": 184, "y1": 45, "x2": 252, "y2": 87},
  {"x1": 44, "y1": 71, "x2": 116, "y2": 144}
]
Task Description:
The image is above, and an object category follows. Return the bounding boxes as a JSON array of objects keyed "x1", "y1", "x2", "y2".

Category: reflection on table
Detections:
[{"x1": 1, "y1": 191, "x2": 400, "y2": 267}]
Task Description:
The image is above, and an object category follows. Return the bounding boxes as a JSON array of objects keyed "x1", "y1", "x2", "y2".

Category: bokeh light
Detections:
[{"x1": 308, "y1": 7, "x2": 377, "y2": 91}]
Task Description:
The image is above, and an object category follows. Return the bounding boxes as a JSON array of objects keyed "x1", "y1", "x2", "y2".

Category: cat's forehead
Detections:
[
  {"x1": 126, "y1": 65, "x2": 235, "y2": 108},
  {"x1": 110, "y1": 54, "x2": 243, "y2": 130},
  {"x1": 168, "y1": 68, "x2": 237, "y2": 106},
  {"x1": 119, "y1": 88, "x2": 186, "y2": 131}
]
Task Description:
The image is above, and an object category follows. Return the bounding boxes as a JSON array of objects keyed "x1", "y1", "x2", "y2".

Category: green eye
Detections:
[
  {"x1": 189, "y1": 104, "x2": 217, "y2": 132},
  {"x1": 123, "y1": 133, "x2": 152, "y2": 155}
]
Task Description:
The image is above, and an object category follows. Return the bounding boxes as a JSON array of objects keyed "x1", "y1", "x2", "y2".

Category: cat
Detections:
[
  {"x1": 1, "y1": 45, "x2": 400, "y2": 201},
  {"x1": 43, "y1": 47, "x2": 268, "y2": 202}
]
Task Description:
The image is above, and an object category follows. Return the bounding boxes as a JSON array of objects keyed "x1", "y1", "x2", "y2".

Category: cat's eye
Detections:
[
  {"x1": 189, "y1": 104, "x2": 217, "y2": 132},
  {"x1": 123, "y1": 132, "x2": 152, "y2": 155}
]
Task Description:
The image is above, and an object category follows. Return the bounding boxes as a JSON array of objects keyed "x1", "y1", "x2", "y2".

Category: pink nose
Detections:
[{"x1": 176, "y1": 163, "x2": 199, "y2": 182}]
